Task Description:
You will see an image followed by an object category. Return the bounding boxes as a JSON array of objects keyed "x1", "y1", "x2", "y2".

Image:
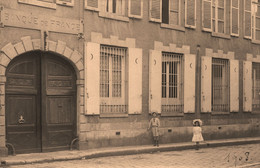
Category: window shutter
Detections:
[
  {"x1": 149, "y1": 0, "x2": 162, "y2": 22},
  {"x1": 184, "y1": 54, "x2": 196, "y2": 113},
  {"x1": 128, "y1": 48, "x2": 142, "y2": 114},
  {"x1": 149, "y1": 50, "x2": 162, "y2": 114},
  {"x1": 185, "y1": 0, "x2": 196, "y2": 28},
  {"x1": 244, "y1": 0, "x2": 252, "y2": 38},
  {"x1": 85, "y1": 0, "x2": 99, "y2": 11},
  {"x1": 201, "y1": 56, "x2": 212, "y2": 113},
  {"x1": 85, "y1": 42, "x2": 100, "y2": 115},
  {"x1": 231, "y1": 0, "x2": 239, "y2": 36},
  {"x1": 230, "y1": 59, "x2": 239, "y2": 112},
  {"x1": 202, "y1": 0, "x2": 212, "y2": 31},
  {"x1": 56, "y1": 0, "x2": 74, "y2": 6},
  {"x1": 243, "y1": 61, "x2": 252, "y2": 112},
  {"x1": 129, "y1": 0, "x2": 143, "y2": 18}
]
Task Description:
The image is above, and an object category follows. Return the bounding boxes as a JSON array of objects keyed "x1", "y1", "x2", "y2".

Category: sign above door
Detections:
[{"x1": 0, "y1": 7, "x2": 83, "y2": 35}]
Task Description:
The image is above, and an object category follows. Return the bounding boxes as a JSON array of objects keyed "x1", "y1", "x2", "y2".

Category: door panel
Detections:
[
  {"x1": 6, "y1": 54, "x2": 41, "y2": 154},
  {"x1": 42, "y1": 54, "x2": 76, "y2": 152}
]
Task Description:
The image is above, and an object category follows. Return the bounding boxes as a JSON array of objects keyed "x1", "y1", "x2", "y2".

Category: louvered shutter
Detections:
[
  {"x1": 184, "y1": 54, "x2": 196, "y2": 113},
  {"x1": 128, "y1": 48, "x2": 142, "y2": 114},
  {"x1": 185, "y1": 0, "x2": 196, "y2": 28},
  {"x1": 230, "y1": 59, "x2": 239, "y2": 112},
  {"x1": 85, "y1": 0, "x2": 99, "y2": 11},
  {"x1": 231, "y1": 0, "x2": 239, "y2": 35},
  {"x1": 243, "y1": 61, "x2": 252, "y2": 112},
  {"x1": 149, "y1": 0, "x2": 162, "y2": 22},
  {"x1": 202, "y1": 0, "x2": 212, "y2": 31},
  {"x1": 244, "y1": 0, "x2": 252, "y2": 38},
  {"x1": 129, "y1": 0, "x2": 143, "y2": 18},
  {"x1": 149, "y1": 50, "x2": 162, "y2": 114},
  {"x1": 201, "y1": 56, "x2": 212, "y2": 113},
  {"x1": 85, "y1": 42, "x2": 100, "y2": 115}
]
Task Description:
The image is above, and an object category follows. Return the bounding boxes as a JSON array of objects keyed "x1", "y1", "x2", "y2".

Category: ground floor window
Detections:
[
  {"x1": 211, "y1": 58, "x2": 230, "y2": 112},
  {"x1": 100, "y1": 45, "x2": 128, "y2": 114},
  {"x1": 252, "y1": 62, "x2": 260, "y2": 111},
  {"x1": 161, "y1": 52, "x2": 184, "y2": 113}
]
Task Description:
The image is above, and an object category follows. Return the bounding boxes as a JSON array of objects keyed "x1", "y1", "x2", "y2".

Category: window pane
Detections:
[{"x1": 252, "y1": 63, "x2": 260, "y2": 111}]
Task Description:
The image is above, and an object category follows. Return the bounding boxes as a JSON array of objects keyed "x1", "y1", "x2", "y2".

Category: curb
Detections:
[{"x1": 1, "y1": 138, "x2": 260, "y2": 166}]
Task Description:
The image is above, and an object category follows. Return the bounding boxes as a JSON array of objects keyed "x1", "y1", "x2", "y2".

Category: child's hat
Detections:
[
  {"x1": 151, "y1": 111, "x2": 158, "y2": 115},
  {"x1": 193, "y1": 119, "x2": 203, "y2": 126}
]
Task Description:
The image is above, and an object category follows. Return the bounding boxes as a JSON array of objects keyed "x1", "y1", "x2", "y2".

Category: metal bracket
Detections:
[{"x1": 77, "y1": 32, "x2": 85, "y2": 40}]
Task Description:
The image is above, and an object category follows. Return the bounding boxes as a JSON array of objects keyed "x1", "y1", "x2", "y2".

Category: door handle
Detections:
[{"x1": 18, "y1": 115, "x2": 25, "y2": 124}]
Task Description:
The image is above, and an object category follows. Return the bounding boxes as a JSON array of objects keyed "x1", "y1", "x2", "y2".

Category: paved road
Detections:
[{"x1": 9, "y1": 144, "x2": 260, "y2": 168}]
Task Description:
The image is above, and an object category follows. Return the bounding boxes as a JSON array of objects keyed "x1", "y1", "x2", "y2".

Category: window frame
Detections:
[
  {"x1": 211, "y1": 58, "x2": 230, "y2": 113},
  {"x1": 100, "y1": 45, "x2": 128, "y2": 112},
  {"x1": 212, "y1": 0, "x2": 226, "y2": 34},
  {"x1": 161, "y1": 52, "x2": 184, "y2": 114},
  {"x1": 252, "y1": 62, "x2": 260, "y2": 113}
]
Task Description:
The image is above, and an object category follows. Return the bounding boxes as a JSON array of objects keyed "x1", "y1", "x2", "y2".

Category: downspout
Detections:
[{"x1": 195, "y1": 45, "x2": 201, "y2": 119}]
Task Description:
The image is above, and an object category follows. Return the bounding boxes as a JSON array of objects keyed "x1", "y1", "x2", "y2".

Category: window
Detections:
[
  {"x1": 252, "y1": 63, "x2": 260, "y2": 111},
  {"x1": 252, "y1": 1, "x2": 260, "y2": 41},
  {"x1": 162, "y1": 0, "x2": 181, "y2": 25},
  {"x1": 211, "y1": 58, "x2": 230, "y2": 112},
  {"x1": 150, "y1": 0, "x2": 196, "y2": 29},
  {"x1": 18, "y1": 0, "x2": 74, "y2": 8},
  {"x1": 101, "y1": 0, "x2": 126, "y2": 16},
  {"x1": 161, "y1": 52, "x2": 184, "y2": 113},
  {"x1": 85, "y1": 0, "x2": 143, "y2": 20},
  {"x1": 100, "y1": 45, "x2": 127, "y2": 114},
  {"x1": 212, "y1": 0, "x2": 225, "y2": 34}
]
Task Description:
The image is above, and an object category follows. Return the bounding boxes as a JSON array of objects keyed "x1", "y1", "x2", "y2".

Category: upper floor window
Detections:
[
  {"x1": 18, "y1": 0, "x2": 74, "y2": 8},
  {"x1": 212, "y1": 0, "x2": 225, "y2": 34},
  {"x1": 85, "y1": 0, "x2": 143, "y2": 20},
  {"x1": 149, "y1": 0, "x2": 196, "y2": 29}
]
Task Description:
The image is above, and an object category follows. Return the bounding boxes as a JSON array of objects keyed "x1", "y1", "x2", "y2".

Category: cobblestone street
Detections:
[{"x1": 8, "y1": 144, "x2": 260, "y2": 168}]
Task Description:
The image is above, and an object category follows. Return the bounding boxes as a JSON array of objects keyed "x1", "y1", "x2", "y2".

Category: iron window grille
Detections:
[
  {"x1": 211, "y1": 58, "x2": 230, "y2": 112},
  {"x1": 252, "y1": 62, "x2": 260, "y2": 111},
  {"x1": 100, "y1": 45, "x2": 128, "y2": 114},
  {"x1": 161, "y1": 52, "x2": 184, "y2": 114}
]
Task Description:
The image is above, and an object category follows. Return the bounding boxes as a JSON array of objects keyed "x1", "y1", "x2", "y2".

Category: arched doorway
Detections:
[{"x1": 5, "y1": 51, "x2": 77, "y2": 154}]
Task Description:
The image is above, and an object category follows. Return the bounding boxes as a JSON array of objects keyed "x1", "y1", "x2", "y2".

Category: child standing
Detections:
[
  {"x1": 148, "y1": 112, "x2": 160, "y2": 147},
  {"x1": 192, "y1": 119, "x2": 204, "y2": 150}
]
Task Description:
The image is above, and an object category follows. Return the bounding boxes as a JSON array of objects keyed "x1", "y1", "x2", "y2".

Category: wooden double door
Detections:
[{"x1": 5, "y1": 52, "x2": 77, "y2": 154}]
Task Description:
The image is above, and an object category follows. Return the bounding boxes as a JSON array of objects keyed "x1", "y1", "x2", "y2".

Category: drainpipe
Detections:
[{"x1": 195, "y1": 45, "x2": 201, "y2": 119}]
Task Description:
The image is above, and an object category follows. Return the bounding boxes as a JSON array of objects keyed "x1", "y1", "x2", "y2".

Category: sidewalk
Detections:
[{"x1": 1, "y1": 137, "x2": 260, "y2": 167}]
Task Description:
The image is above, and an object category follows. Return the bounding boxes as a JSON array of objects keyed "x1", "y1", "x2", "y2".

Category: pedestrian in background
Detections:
[
  {"x1": 192, "y1": 119, "x2": 204, "y2": 150},
  {"x1": 148, "y1": 112, "x2": 160, "y2": 147}
]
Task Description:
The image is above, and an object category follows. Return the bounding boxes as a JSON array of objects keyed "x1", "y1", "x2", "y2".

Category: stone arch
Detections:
[{"x1": 0, "y1": 36, "x2": 84, "y2": 156}]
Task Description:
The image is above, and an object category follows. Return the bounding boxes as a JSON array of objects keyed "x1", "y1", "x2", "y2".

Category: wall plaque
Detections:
[{"x1": 1, "y1": 7, "x2": 82, "y2": 34}]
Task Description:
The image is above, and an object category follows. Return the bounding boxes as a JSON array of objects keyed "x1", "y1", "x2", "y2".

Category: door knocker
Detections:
[{"x1": 18, "y1": 115, "x2": 25, "y2": 124}]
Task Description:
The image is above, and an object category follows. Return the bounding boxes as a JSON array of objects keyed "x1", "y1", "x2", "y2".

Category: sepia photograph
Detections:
[{"x1": 0, "y1": 0, "x2": 259, "y2": 167}]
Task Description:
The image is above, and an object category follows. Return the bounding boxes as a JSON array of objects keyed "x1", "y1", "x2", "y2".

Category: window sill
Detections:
[
  {"x1": 211, "y1": 32, "x2": 231, "y2": 39},
  {"x1": 99, "y1": 12, "x2": 129, "y2": 22},
  {"x1": 252, "y1": 39, "x2": 260, "y2": 45},
  {"x1": 161, "y1": 112, "x2": 184, "y2": 117},
  {"x1": 18, "y1": 0, "x2": 56, "y2": 9},
  {"x1": 161, "y1": 23, "x2": 185, "y2": 32},
  {"x1": 100, "y1": 113, "x2": 128, "y2": 118},
  {"x1": 211, "y1": 112, "x2": 230, "y2": 115}
]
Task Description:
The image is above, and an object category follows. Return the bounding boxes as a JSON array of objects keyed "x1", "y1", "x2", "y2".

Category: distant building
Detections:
[{"x1": 0, "y1": 0, "x2": 260, "y2": 156}]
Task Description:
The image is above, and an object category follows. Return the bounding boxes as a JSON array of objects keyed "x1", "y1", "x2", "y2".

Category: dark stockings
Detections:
[{"x1": 153, "y1": 136, "x2": 159, "y2": 147}]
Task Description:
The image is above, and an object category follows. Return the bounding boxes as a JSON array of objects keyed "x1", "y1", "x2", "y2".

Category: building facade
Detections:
[{"x1": 0, "y1": 0, "x2": 260, "y2": 156}]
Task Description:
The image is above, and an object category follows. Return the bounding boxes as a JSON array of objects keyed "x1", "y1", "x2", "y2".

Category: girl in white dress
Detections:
[{"x1": 192, "y1": 119, "x2": 204, "y2": 150}]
